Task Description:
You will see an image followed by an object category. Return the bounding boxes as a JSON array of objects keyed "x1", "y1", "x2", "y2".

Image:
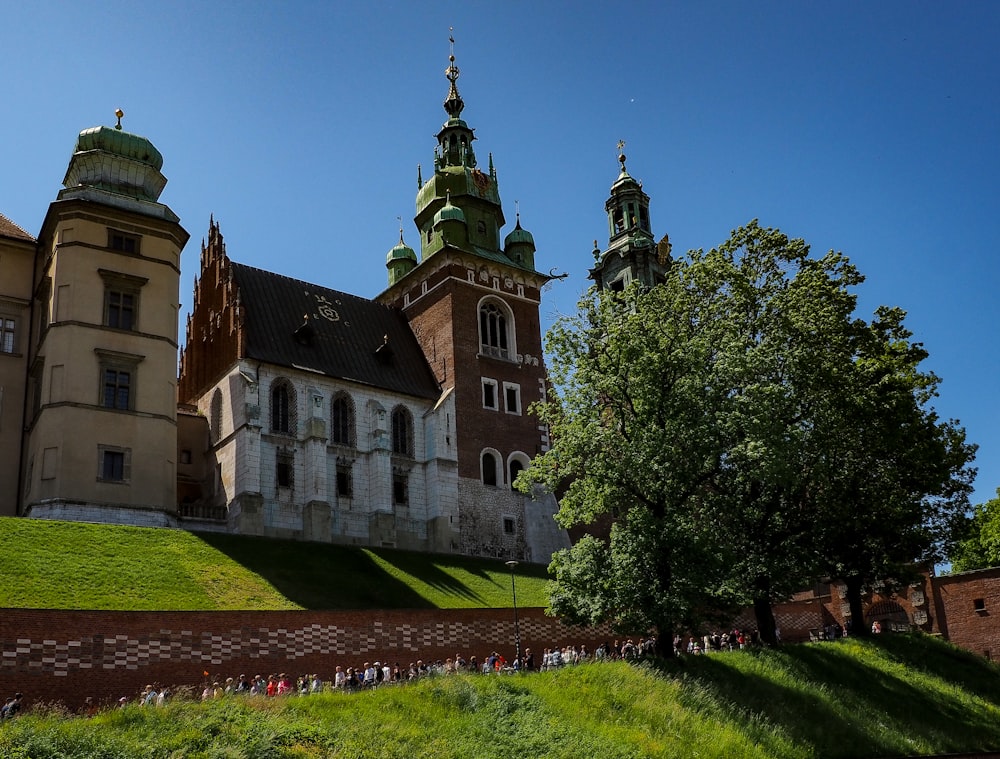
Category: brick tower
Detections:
[{"x1": 377, "y1": 41, "x2": 567, "y2": 561}]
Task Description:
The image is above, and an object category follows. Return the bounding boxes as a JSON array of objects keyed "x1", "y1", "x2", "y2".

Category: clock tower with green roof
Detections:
[{"x1": 378, "y1": 40, "x2": 568, "y2": 562}]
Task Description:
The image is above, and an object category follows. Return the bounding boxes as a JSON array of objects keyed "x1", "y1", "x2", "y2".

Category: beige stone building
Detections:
[{"x1": 16, "y1": 121, "x2": 189, "y2": 525}]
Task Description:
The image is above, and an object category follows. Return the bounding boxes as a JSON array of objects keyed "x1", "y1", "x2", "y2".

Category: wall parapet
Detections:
[{"x1": 0, "y1": 607, "x2": 612, "y2": 710}]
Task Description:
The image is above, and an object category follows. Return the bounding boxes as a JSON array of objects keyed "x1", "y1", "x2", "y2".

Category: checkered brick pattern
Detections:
[{"x1": 1, "y1": 608, "x2": 617, "y2": 707}]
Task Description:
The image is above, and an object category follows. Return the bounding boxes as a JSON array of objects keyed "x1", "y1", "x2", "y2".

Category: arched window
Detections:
[
  {"x1": 391, "y1": 405, "x2": 413, "y2": 457},
  {"x1": 479, "y1": 298, "x2": 513, "y2": 360},
  {"x1": 331, "y1": 392, "x2": 356, "y2": 446},
  {"x1": 210, "y1": 388, "x2": 223, "y2": 444},
  {"x1": 270, "y1": 379, "x2": 296, "y2": 434},
  {"x1": 508, "y1": 452, "x2": 530, "y2": 491},
  {"x1": 482, "y1": 451, "x2": 499, "y2": 487}
]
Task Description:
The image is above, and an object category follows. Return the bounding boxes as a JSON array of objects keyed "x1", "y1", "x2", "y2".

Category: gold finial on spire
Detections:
[
  {"x1": 617, "y1": 139, "x2": 627, "y2": 172},
  {"x1": 443, "y1": 27, "x2": 464, "y2": 118},
  {"x1": 446, "y1": 27, "x2": 459, "y2": 85},
  {"x1": 115, "y1": 108, "x2": 124, "y2": 130}
]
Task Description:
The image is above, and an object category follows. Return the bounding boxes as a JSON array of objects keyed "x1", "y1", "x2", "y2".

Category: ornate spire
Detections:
[
  {"x1": 617, "y1": 139, "x2": 628, "y2": 176},
  {"x1": 444, "y1": 29, "x2": 464, "y2": 119}
]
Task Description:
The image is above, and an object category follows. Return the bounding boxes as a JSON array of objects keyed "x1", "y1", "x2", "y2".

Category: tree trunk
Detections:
[
  {"x1": 845, "y1": 574, "x2": 868, "y2": 637},
  {"x1": 752, "y1": 574, "x2": 779, "y2": 646},
  {"x1": 656, "y1": 627, "x2": 676, "y2": 658}
]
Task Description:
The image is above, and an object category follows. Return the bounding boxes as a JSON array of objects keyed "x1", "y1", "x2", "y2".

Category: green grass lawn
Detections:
[
  {"x1": 0, "y1": 517, "x2": 550, "y2": 610},
  {"x1": 2, "y1": 634, "x2": 999, "y2": 758}
]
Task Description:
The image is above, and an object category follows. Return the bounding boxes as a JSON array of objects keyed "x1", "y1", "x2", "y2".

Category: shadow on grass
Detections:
[
  {"x1": 193, "y1": 532, "x2": 436, "y2": 610},
  {"x1": 654, "y1": 636, "x2": 1000, "y2": 759},
  {"x1": 366, "y1": 548, "x2": 550, "y2": 605},
  {"x1": 365, "y1": 548, "x2": 492, "y2": 604},
  {"x1": 871, "y1": 632, "x2": 1000, "y2": 704}
]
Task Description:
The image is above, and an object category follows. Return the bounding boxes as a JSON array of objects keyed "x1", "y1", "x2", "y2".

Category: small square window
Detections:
[
  {"x1": 180, "y1": 449, "x2": 192, "y2": 465},
  {"x1": 108, "y1": 230, "x2": 140, "y2": 254},
  {"x1": 503, "y1": 517, "x2": 515, "y2": 535},
  {"x1": 98, "y1": 445, "x2": 130, "y2": 483},
  {"x1": 974, "y1": 598, "x2": 986, "y2": 612}
]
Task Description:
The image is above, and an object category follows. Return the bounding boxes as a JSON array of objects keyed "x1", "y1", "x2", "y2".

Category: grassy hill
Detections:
[
  {"x1": 0, "y1": 517, "x2": 550, "y2": 610},
  {"x1": 2, "y1": 634, "x2": 1000, "y2": 758}
]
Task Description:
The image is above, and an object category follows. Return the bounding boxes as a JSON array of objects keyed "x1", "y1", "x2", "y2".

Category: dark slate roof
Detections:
[
  {"x1": 231, "y1": 262, "x2": 441, "y2": 400},
  {"x1": 0, "y1": 212, "x2": 35, "y2": 242}
]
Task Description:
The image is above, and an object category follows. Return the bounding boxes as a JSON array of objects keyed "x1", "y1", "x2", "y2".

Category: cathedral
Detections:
[{"x1": 0, "y1": 48, "x2": 668, "y2": 564}]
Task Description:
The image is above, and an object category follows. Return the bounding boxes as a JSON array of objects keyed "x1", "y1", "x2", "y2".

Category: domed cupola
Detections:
[
  {"x1": 606, "y1": 143, "x2": 652, "y2": 243},
  {"x1": 503, "y1": 212, "x2": 536, "y2": 270},
  {"x1": 61, "y1": 109, "x2": 168, "y2": 204},
  {"x1": 432, "y1": 190, "x2": 468, "y2": 247},
  {"x1": 590, "y1": 141, "x2": 670, "y2": 292},
  {"x1": 386, "y1": 229, "x2": 418, "y2": 286}
]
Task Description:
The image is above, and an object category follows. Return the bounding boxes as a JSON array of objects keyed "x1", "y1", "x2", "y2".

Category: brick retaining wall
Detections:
[
  {"x1": 0, "y1": 608, "x2": 613, "y2": 710},
  {"x1": 931, "y1": 566, "x2": 1000, "y2": 661}
]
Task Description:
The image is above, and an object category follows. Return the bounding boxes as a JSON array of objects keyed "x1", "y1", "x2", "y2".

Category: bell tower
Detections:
[
  {"x1": 590, "y1": 142, "x2": 672, "y2": 291},
  {"x1": 377, "y1": 37, "x2": 568, "y2": 562}
]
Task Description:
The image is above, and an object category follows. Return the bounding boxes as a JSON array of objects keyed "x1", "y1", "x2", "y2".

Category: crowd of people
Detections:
[
  {"x1": 5, "y1": 630, "x2": 832, "y2": 715},
  {"x1": 679, "y1": 628, "x2": 765, "y2": 655},
  {"x1": 102, "y1": 638, "x2": 672, "y2": 709}
]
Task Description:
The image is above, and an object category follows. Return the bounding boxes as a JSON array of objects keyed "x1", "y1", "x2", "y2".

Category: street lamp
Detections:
[{"x1": 505, "y1": 559, "x2": 522, "y2": 668}]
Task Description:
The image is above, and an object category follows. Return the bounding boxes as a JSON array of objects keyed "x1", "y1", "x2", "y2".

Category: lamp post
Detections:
[{"x1": 505, "y1": 559, "x2": 522, "y2": 668}]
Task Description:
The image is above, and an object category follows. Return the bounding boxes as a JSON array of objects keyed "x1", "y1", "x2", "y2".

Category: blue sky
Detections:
[{"x1": 3, "y1": 2, "x2": 999, "y2": 507}]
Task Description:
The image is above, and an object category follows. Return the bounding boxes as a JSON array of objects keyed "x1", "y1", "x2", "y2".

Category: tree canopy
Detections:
[
  {"x1": 520, "y1": 221, "x2": 975, "y2": 651},
  {"x1": 950, "y1": 490, "x2": 1000, "y2": 572}
]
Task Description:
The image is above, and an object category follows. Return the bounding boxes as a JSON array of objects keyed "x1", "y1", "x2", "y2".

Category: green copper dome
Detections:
[
  {"x1": 62, "y1": 114, "x2": 168, "y2": 203},
  {"x1": 503, "y1": 216, "x2": 535, "y2": 248},
  {"x1": 386, "y1": 236, "x2": 418, "y2": 263},
  {"x1": 433, "y1": 193, "x2": 466, "y2": 225},
  {"x1": 73, "y1": 125, "x2": 164, "y2": 171}
]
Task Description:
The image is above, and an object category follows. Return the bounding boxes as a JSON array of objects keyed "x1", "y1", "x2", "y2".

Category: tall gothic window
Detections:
[
  {"x1": 270, "y1": 380, "x2": 295, "y2": 434},
  {"x1": 479, "y1": 299, "x2": 512, "y2": 360},
  {"x1": 391, "y1": 405, "x2": 413, "y2": 457},
  {"x1": 210, "y1": 389, "x2": 223, "y2": 444},
  {"x1": 508, "y1": 452, "x2": 530, "y2": 492},
  {"x1": 331, "y1": 392, "x2": 356, "y2": 446},
  {"x1": 482, "y1": 451, "x2": 499, "y2": 487},
  {"x1": 1, "y1": 317, "x2": 16, "y2": 353}
]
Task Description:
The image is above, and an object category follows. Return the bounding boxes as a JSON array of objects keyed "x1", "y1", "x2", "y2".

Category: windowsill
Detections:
[{"x1": 478, "y1": 351, "x2": 516, "y2": 363}]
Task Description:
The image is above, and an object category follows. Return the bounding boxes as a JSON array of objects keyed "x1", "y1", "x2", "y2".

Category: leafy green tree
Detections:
[
  {"x1": 522, "y1": 220, "x2": 975, "y2": 650},
  {"x1": 809, "y1": 307, "x2": 976, "y2": 630},
  {"x1": 950, "y1": 490, "x2": 1000, "y2": 571},
  {"x1": 524, "y1": 222, "x2": 861, "y2": 649}
]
